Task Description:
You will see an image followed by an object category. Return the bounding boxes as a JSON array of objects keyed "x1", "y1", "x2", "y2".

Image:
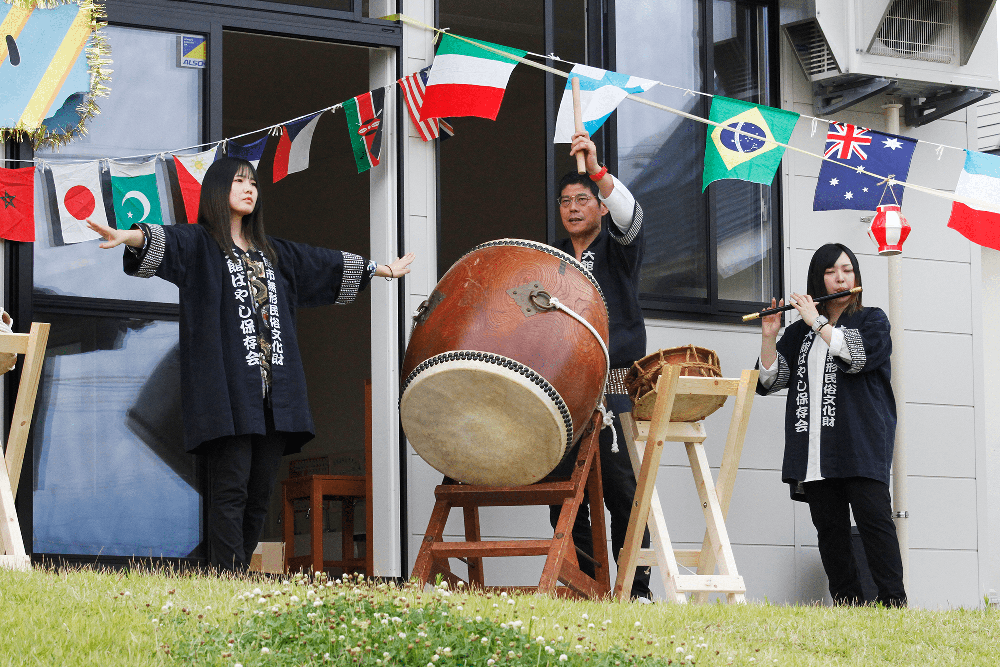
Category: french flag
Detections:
[
  {"x1": 273, "y1": 112, "x2": 324, "y2": 183},
  {"x1": 948, "y1": 150, "x2": 1000, "y2": 251}
]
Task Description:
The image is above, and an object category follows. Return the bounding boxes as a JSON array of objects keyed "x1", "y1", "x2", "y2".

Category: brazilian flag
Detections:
[{"x1": 703, "y1": 97, "x2": 800, "y2": 191}]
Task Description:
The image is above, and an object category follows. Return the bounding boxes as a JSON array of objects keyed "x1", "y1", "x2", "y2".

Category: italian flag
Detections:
[{"x1": 420, "y1": 33, "x2": 526, "y2": 121}]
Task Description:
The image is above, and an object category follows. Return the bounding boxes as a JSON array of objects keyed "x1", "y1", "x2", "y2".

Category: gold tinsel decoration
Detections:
[{"x1": 0, "y1": 0, "x2": 112, "y2": 149}]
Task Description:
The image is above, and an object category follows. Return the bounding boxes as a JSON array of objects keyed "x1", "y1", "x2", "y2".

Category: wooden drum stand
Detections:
[
  {"x1": 412, "y1": 411, "x2": 610, "y2": 598},
  {"x1": 614, "y1": 366, "x2": 758, "y2": 603},
  {"x1": 1, "y1": 323, "x2": 50, "y2": 571}
]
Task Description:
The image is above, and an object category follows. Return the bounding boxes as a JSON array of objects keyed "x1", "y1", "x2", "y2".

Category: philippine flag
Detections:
[
  {"x1": 173, "y1": 147, "x2": 217, "y2": 225},
  {"x1": 553, "y1": 65, "x2": 656, "y2": 143},
  {"x1": 273, "y1": 112, "x2": 324, "y2": 183},
  {"x1": 947, "y1": 150, "x2": 1000, "y2": 251},
  {"x1": 49, "y1": 160, "x2": 107, "y2": 244}
]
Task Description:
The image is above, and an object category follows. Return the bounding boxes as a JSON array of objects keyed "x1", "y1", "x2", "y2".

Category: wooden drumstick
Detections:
[{"x1": 571, "y1": 76, "x2": 587, "y2": 174}]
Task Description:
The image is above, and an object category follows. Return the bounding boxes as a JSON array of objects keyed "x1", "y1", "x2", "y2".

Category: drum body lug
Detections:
[
  {"x1": 413, "y1": 290, "x2": 445, "y2": 326},
  {"x1": 508, "y1": 281, "x2": 554, "y2": 317}
]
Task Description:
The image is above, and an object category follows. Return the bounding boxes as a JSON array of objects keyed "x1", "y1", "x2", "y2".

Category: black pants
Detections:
[
  {"x1": 548, "y1": 393, "x2": 652, "y2": 599},
  {"x1": 803, "y1": 477, "x2": 906, "y2": 607},
  {"x1": 205, "y1": 405, "x2": 287, "y2": 571}
]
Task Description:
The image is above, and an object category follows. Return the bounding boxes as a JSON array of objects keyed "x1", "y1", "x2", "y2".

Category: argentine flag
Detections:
[{"x1": 554, "y1": 65, "x2": 656, "y2": 143}]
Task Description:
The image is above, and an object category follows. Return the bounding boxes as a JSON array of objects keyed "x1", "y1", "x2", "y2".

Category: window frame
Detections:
[{"x1": 606, "y1": 0, "x2": 784, "y2": 324}]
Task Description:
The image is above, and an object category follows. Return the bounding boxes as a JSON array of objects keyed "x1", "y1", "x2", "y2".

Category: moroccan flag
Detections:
[
  {"x1": 553, "y1": 65, "x2": 655, "y2": 143},
  {"x1": 109, "y1": 159, "x2": 164, "y2": 229},
  {"x1": 703, "y1": 97, "x2": 799, "y2": 191},
  {"x1": 173, "y1": 147, "x2": 216, "y2": 224},
  {"x1": 216, "y1": 135, "x2": 269, "y2": 168},
  {"x1": 947, "y1": 150, "x2": 1000, "y2": 251},
  {"x1": 399, "y1": 66, "x2": 455, "y2": 142},
  {"x1": 49, "y1": 160, "x2": 106, "y2": 244},
  {"x1": 0, "y1": 166, "x2": 35, "y2": 242},
  {"x1": 813, "y1": 122, "x2": 917, "y2": 211},
  {"x1": 344, "y1": 89, "x2": 385, "y2": 173},
  {"x1": 273, "y1": 112, "x2": 324, "y2": 183},
  {"x1": 420, "y1": 33, "x2": 526, "y2": 121}
]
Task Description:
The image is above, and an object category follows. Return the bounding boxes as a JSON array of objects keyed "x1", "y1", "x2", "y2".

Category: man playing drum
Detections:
[{"x1": 548, "y1": 130, "x2": 653, "y2": 601}]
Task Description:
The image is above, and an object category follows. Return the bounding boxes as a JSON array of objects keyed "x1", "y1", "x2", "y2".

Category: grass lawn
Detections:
[{"x1": 0, "y1": 566, "x2": 997, "y2": 666}]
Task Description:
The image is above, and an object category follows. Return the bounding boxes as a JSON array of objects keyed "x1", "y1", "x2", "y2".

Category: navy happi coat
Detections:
[
  {"x1": 124, "y1": 223, "x2": 372, "y2": 454},
  {"x1": 756, "y1": 307, "x2": 897, "y2": 496}
]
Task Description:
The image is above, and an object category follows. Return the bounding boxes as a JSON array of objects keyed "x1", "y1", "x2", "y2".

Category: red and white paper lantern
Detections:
[{"x1": 868, "y1": 204, "x2": 910, "y2": 256}]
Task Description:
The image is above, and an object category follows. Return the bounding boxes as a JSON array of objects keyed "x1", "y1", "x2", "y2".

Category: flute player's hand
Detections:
[
  {"x1": 789, "y1": 292, "x2": 819, "y2": 328},
  {"x1": 761, "y1": 298, "x2": 783, "y2": 339}
]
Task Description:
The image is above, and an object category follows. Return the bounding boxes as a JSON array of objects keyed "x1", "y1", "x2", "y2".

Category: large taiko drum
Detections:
[{"x1": 400, "y1": 239, "x2": 609, "y2": 487}]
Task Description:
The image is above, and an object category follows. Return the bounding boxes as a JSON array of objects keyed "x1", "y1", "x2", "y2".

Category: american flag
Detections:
[{"x1": 399, "y1": 67, "x2": 454, "y2": 142}]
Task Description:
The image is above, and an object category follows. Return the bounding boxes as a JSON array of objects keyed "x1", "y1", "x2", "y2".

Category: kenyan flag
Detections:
[{"x1": 344, "y1": 89, "x2": 385, "y2": 173}]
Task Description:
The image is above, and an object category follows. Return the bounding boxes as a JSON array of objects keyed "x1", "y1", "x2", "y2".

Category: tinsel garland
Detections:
[{"x1": 0, "y1": 0, "x2": 112, "y2": 149}]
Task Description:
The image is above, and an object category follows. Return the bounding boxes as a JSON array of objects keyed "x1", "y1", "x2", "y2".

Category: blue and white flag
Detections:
[
  {"x1": 813, "y1": 122, "x2": 917, "y2": 211},
  {"x1": 216, "y1": 135, "x2": 269, "y2": 168},
  {"x1": 553, "y1": 65, "x2": 656, "y2": 143}
]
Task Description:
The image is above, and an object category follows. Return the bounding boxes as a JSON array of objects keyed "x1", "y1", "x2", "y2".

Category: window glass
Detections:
[
  {"x1": 32, "y1": 316, "x2": 201, "y2": 558},
  {"x1": 712, "y1": 2, "x2": 773, "y2": 302},
  {"x1": 614, "y1": 0, "x2": 707, "y2": 299},
  {"x1": 33, "y1": 25, "x2": 203, "y2": 303},
  {"x1": 616, "y1": 0, "x2": 777, "y2": 309}
]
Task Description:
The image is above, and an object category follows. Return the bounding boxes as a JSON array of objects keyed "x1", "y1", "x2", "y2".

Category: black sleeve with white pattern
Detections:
[
  {"x1": 842, "y1": 328, "x2": 868, "y2": 374},
  {"x1": 336, "y1": 251, "x2": 366, "y2": 305},
  {"x1": 123, "y1": 223, "x2": 165, "y2": 279},
  {"x1": 609, "y1": 201, "x2": 643, "y2": 247},
  {"x1": 766, "y1": 352, "x2": 791, "y2": 395}
]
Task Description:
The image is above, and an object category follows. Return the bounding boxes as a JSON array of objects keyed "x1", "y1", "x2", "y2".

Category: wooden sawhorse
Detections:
[
  {"x1": 614, "y1": 365, "x2": 758, "y2": 603},
  {"x1": 412, "y1": 412, "x2": 610, "y2": 598},
  {"x1": 1, "y1": 323, "x2": 51, "y2": 571}
]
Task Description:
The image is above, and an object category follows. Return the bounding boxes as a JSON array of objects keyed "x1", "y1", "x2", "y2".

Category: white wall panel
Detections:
[
  {"x1": 726, "y1": 469, "x2": 795, "y2": 546},
  {"x1": 902, "y1": 259, "x2": 973, "y2": 333},
  {"x1": 906, "y1": 404, "x2": 977, "y2": 478},
  {"x1": 907, "y1": 549, "x2": 982, "y2": 609},
  {"x1": 907, "y1": 476, "x2": 979, "y2": 551},
  {"x1": 794, "y1": 546, "x2": 832, "y2": 604},
  {"x1": 904, "y1": 332, "x2": 975, "y2": 405}
]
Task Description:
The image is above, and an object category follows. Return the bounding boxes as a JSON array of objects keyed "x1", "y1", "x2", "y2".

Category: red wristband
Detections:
[{"x1": 589, "y1": 165, "x2": 608, "y2": 182}]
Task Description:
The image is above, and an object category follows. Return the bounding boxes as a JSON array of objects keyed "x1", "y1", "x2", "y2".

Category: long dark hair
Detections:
[
  {"x1": 197, "y1": 157, "x2": 277, "y2": 264},
  {"x1": 806, "y1": 243, "x2": 863, "y2": 318}
]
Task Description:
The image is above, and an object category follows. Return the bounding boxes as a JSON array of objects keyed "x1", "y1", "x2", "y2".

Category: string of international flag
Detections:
[
  {"x1": 2, "y1": 13, "x2": 1000, "y2": 252},
  {"x1": 0, "y1": 64, "x2": 455, "y2": 245}
]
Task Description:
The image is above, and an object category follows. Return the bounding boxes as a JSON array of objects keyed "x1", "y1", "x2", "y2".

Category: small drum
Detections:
[
  {"x1": 624, "y1": 345, "x2": 726, "y2": 422},
  {"x1": 400, "y1": 239, "x2": 609, "y2": 487}
]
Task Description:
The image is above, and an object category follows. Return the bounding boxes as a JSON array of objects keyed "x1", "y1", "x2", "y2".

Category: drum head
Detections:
[{"x1": 400, "y1": 355, "x2": 570, "y2": 486}]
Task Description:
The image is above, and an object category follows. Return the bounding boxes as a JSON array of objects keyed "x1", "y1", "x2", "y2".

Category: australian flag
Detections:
[{"x1": 813, "y1": 122, "x2": 917, "y2": 211}]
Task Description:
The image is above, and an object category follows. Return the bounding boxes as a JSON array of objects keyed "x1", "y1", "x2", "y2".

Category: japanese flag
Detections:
[{"x1": 48, "y1": 160, "x2": 107, "y2": 244}]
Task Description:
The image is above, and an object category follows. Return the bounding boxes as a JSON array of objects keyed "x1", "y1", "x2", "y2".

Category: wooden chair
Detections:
[
  {"x1": 281, "y1": 380, "x2": 374, "y2": 576},
  {"x1": 1, "y1": 323, "x2": 51, "y2": 571},
  {"x1": 411, "y1": 411, "x2": 610, "y2": 599},
  {"x1": 613, "y1": 366, "x2": 758, "y2": 603}
]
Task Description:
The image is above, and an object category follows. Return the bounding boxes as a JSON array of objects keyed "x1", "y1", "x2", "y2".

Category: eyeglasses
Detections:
[{"x1": 558, "y1": 194, "x2": 595, "y2": 208}]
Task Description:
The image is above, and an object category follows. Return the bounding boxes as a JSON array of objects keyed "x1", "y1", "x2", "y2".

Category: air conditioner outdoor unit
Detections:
[{"x1": 781, "y1": 0, "x2": 999, "y2": 124}]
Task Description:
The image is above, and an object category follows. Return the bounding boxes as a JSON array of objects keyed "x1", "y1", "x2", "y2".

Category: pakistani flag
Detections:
[
  {"x1": 703, "y1": 97, "x2": 799, "y2": 191},
  {"x1": 109, "y1": 159, "x2": 164, "y2": 229}
]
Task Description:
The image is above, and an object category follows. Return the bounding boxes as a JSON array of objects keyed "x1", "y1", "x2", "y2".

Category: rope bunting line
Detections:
[{"x1": 4, "y1": 14, "x2": 994, "y2": 214}]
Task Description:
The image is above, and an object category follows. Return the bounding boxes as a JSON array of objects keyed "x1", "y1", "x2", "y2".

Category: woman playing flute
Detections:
[{"x1": 757, "y1": 243, "x2": 905, "y2": 607}]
